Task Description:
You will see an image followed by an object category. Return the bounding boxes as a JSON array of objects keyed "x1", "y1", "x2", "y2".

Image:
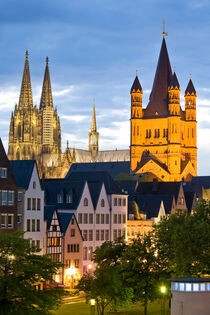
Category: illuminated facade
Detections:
[{"x1": 130, "y1": 35, "x2": 197, "y2": 182}]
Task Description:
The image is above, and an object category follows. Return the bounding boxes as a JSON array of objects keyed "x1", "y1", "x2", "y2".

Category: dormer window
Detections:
[
  {"x1": 84, "y1": 198, "x2": 88, "y2": 207},
  {"x1": 57, "y1": 192, "x2": 63, "y2": 204},
  {"x1": 1, "y1": 168, "x2": 7, "y2": 178},
  {"x1": 66, "y1": 189, "x2": 73, "y2": 204}
]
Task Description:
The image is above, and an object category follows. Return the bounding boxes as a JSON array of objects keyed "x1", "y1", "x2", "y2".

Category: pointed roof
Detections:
[
  {"x1": 144, "y1": 38, "x2": 172, "y2": 118},
  {"x1": 169, "y1": 72, "x2": 180, "y2": 89},
  {"x1": 91, "y1": 101, "x2": 97, "y2": 132},
  {"x1": 9, "y1": 160, "x2": 36, "y2": 190},
  {"x1": 40, "y1": 57, "x2": 53, "y2": 109},
  {"x1": 185, "y1": 79, "x2": 196, "y2": 95},
  {"x1": 18, "y1": 51, "x2": 33, "y2": 109},
  {"x1": 130, "y1": 75, "x2": 142, "y2": 94}
]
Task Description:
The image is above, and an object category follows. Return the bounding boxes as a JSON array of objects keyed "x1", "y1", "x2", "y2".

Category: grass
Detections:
[{"x1": 54, "y1": 300, "x2": 170, "y2": 315}]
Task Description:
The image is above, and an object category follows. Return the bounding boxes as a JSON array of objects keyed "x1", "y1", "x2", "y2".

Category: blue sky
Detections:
[{"x1": 0, "y1": 0, "x2": 210, "y2": 174}]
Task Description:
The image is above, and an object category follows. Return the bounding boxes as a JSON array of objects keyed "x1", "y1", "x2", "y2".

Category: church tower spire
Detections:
[
  {"x1": 89, "y1": 100, "x2": 99, "y2": 158},
  {"x1": 40, "y1": 57, "x2": 53, "y2": 109},
  {"x1": 18, "y1": 51, "x2": 33, "y2": 110}
]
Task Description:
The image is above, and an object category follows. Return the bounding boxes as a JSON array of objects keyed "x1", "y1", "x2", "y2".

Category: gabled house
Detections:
[
  {"x1": 42, "y1": 171, "x2": 128, "y2": 274},
  {"x1": 10, "y1": 160, "x2": 44, "y2": 253},
  {"x1": 0, "y1": 139, "x2": 18, "y2": 232}
]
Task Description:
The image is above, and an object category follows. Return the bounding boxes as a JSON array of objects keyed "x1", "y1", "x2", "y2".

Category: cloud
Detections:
[
  {"x1": 53, "y1": 85, "x2": 75, "y2": 96},
  {"x1": 61, "y1": 114, "x2": 88, "y2": 122}
]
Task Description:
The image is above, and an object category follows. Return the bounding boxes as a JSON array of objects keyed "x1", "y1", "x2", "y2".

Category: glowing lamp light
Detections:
[
  {"x1": 160, "y1": 286, "x2": 166, "y2": 294},
  {"x1": 88, "y1": 264, "x2": 92, "y2": 270},
  {"x1": 65, "y1": 266, "x2": 76, "y2": 277},
  {"x1": 90, "y1": 299, "x2": 96, "y2": 306}
]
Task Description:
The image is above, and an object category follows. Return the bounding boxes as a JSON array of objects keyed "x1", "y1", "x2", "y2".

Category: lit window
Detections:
[
  {"x1": 193, "y1": 283, "x2": 199, "y2": 291},
  {"x1": 179, "y1": 283, "x2": 185, "y2": 291},
  {"x1": 200, "y1": 283, "x2": 206, "y2": 291},
  {"x1": 1, "y1": 168, "x2": 7, "y2": 178},
  {"x1": 88, "y1": 247, "x2": 93, "y2": 260},
  {"x1": 185, "y1": 283, "x2": 192, "y2": 292},
  {"x1": 74, "y1": 259, "x2": 79, "y2": 268}
]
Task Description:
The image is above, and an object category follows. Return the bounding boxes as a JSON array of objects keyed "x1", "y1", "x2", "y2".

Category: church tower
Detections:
[
  {"x1": 8, "y1": 51, "x2": 41, "y2": 161},
  {"x1": 130, "y1": 27, "x2": 197, "y2": 182},
  {"x1": 89, "y1": 101, "x2": 99, "y2": 158}
]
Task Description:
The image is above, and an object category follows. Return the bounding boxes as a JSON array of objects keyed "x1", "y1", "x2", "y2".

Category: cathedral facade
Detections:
[
  {"x1": 130, "y1": 34, "x2": 197, "y2": 182},
  {"x1": 8, "y1": 52, "x2": 129, "y2": 178}
]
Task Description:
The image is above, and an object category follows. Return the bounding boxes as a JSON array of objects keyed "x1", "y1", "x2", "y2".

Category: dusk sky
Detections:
[{"x1": 1, "y1": 0, "x2": 210, "y2": 174}]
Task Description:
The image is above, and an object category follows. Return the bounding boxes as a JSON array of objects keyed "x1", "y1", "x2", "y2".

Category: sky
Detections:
[{"x1": 0, "y1": 0, "x2": 210, "y2": 175}]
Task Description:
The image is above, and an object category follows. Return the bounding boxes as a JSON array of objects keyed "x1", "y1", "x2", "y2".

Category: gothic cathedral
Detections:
[{"x1": 130, "y1": 34, "x2": 197, "y2": 182}]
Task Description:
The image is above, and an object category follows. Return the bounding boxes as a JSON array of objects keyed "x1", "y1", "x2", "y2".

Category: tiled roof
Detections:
[{"x1": 9, "y1": 160, "x2": 36, "y2": 189}]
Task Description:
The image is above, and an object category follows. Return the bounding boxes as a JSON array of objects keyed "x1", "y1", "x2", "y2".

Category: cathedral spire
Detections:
[
  {"x1": 18, "y1": 51, "x2": 33, "y2": 109},
  {"x1": 144, "y1": 37, "x2": 172, "y2": 118},
  {"x1": 91, "y1": 100, "x2": 97, "y2": 132},
  {"x1": 40, "y1": 56, "x2": 53, "y2": 109}
]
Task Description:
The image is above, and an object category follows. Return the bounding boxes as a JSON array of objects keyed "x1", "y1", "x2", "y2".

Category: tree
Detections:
[
  {"x1": 77, "y1": 238, "x2": 133, "y2": 315},
  {"x1": 0, "y1": 232, "x2": 64, "y2": 315},
  {"x1": 154, "y1": 200, "x2": 210, "y2": 276},
  {"x1": 121, "y1": 234, "x2": 166, "y2": 315}
]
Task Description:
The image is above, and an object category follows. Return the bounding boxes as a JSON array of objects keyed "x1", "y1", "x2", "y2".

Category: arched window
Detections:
[
  {"x1": 84, "y1": 198, "x2": 88, "y2": 207},
  {"x1": 101, "y1": 199, "x2": 105, "y2": 207}
]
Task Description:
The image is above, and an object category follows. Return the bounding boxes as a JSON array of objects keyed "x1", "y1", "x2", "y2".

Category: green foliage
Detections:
[
  {"x1": 0, "y1": 232, "x2": 64, "y2": 315},
  {"x1": 121, "y1": 234, "x2": 167, "y2": 315},
  {"x1": 154, "y1": 200, "x2": 210, "y2": 276}
]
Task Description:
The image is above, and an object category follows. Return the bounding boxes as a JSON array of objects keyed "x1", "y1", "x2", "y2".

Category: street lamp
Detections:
[
  {"x1": 90, "y1": 298, "x2": 96, "y2": 315},
  {"x1": 160, "y1": 285, "x2": 166, "y2": 315}
]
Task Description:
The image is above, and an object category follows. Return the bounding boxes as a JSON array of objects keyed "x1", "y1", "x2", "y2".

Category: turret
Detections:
[
  {"x1": 130, "y1": 71, "x2": 143, "y2": 118},
  {"x1": 168, "y1": 71, "x2": 180, "y2": 115},
  {"x1": 89, "y1": 101, "x2": 99, "y2": 158},
  {"x1": 185, "y1": 77, "x2": 196, "y2": 121}
]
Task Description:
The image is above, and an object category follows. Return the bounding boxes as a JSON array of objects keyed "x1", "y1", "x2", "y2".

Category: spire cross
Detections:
[
  {"x1": 162, "y1": 21, "x2": 168, "y2": 37},
  {"x1": 136, "y1": 69, "x2": 138, "y2": 76}
]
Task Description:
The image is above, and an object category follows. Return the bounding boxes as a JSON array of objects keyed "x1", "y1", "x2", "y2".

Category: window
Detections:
[
  {"x1": 84, "y1": 198, "x2": 88, "y2": 207},
  {"x1": 123, "y1": 198, "x2": 126, "y2": 206},
  {"x1": 106, "y1": 214, "x2": 109, "y2": 224},
  {"x1": 101, "y1": 214, "x2": 104, "y2": 224},
  {"x1": 96, "y1": 214, "x2": 100, "y2": 224},
  {"x1": 32, "y1": 219, "x2": 35, "y2": 232},
  {"x1": 101, "y1": 199, "x2": 105, "y2": 207},
  {"x1": 78, "y1": 213, "x2": 82, "y2": 224},
  {"x1": 32, "y1": 198, "x2": 36, "y2": 210},
  {"x1": 96, "y1": 230, "x2": 100, "y2": 241},
  {"x1": 37, "y1": 220, "x2": 40, "y2": 232},
  {"x1": 123, "y1": 214, "x2": 126, "y2": 224},
  {"x1": 49, "y1": 237, "x2": 59, "y2": 246},
  {"x1": 89, "y1": 230, "x2": 93, "y2": 241},
  {"x1": 66, "y1": 259, "x2": 71, "y2": 268},
  {"x1": 51, "y1": 253, "x2": 60, "y2": 262},
  {"x1": 84, "y1": 213, "x2": 88, "y2": 224},
  {"x1": 17, "y1": 214, "x2": 22, "y2": 224},
  {"x1": 67, "y1": 194, "x2": 72, "y2": 203},
  {"x1": 74, "y1": 259, "x2": 79, "y2": 268},
  {"x1": 88, "y1": 247, "x2": 93, "y2": 260},
  {"x1": 1, "y1": 191, "x2": 7, "y2": 205},
  {"x1": 33, "y1": 181, "x2": 36, "y2": 189},
  {"x1": 1, "y1": 168, "x2": 7, "y2": 178},
  {"x1": 71, "y1": 217, "x2": 75, "y2": 225},
  {"x1": 118, "y1": 230, "x2": 121, "y2": 237},
  {"x1": 122, "y1": 229, "x2": 126, "y2": 238},
  {"x1": 18, "y1": 192, "x2": 22, "y2": 202},
  {"x1": 118, "y1": 214, "x2": 121, "y2": 224},
  {"x1": 105, "y1": 230, "x2": 109, "y2": 241},
  {"x1": 89, "y1": 213, "x2": 93, "y2": 224},
  {"x1": 83, "y1": 247, "x2": 87, "y2": 260},
  {"x1": 36, "y1": 240, "x2": 40, "y2": 249},
  {"x1": 1, "y1": 214, "x2": 6, "y2": 228},
  {"x1": 200, "y1": 283, "x2": 206, "y2": 291},
  {"x1": 71, "y1": 229, "x2": 75, "y2": 237},
  {"x1": 27, "y1": 198, "x2": 31, "y2": 210},
  {"x1": 37, "y1": 198, "x2": 41, "y2": 210},
  {"x1": 52, "y1": 225, "x2": 57, "y2": 232},
  {"x1": 118, "y1": 198, "x2": 121, "y2": 206},
  {"x1": 114, "y1": 214, "x2": 117, "y2": 224},
  {"x1": 27, "y1": 219, "x2": 30, "y2": 232},
  {"x1": 8, "y1": 191, "x2": 13, "y2": 206},
  {"x1": 57, "y1": 194, "x2": 63, "y2": 203},
  {"x1": 83, "y1": 230, "x2": 87, "y2": 241},
  {"x1": 32, "y1": 240, "x2": 35, "y2": 247},
  {"x1": 67, "y1": 244, "x2": 71, "y2": 252},
  {"x1": 114, "y1": 198, "x2": 117, "y2": 206},
  {"x1": 113, "y1": 230, "x2": 117, "y2": 239},
  {"x1": 101, "y1": 230, "x2": 104, "y2": 241},
  {"x1": 193, "y1": 283, "x2": 199, "y2": 291}
]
